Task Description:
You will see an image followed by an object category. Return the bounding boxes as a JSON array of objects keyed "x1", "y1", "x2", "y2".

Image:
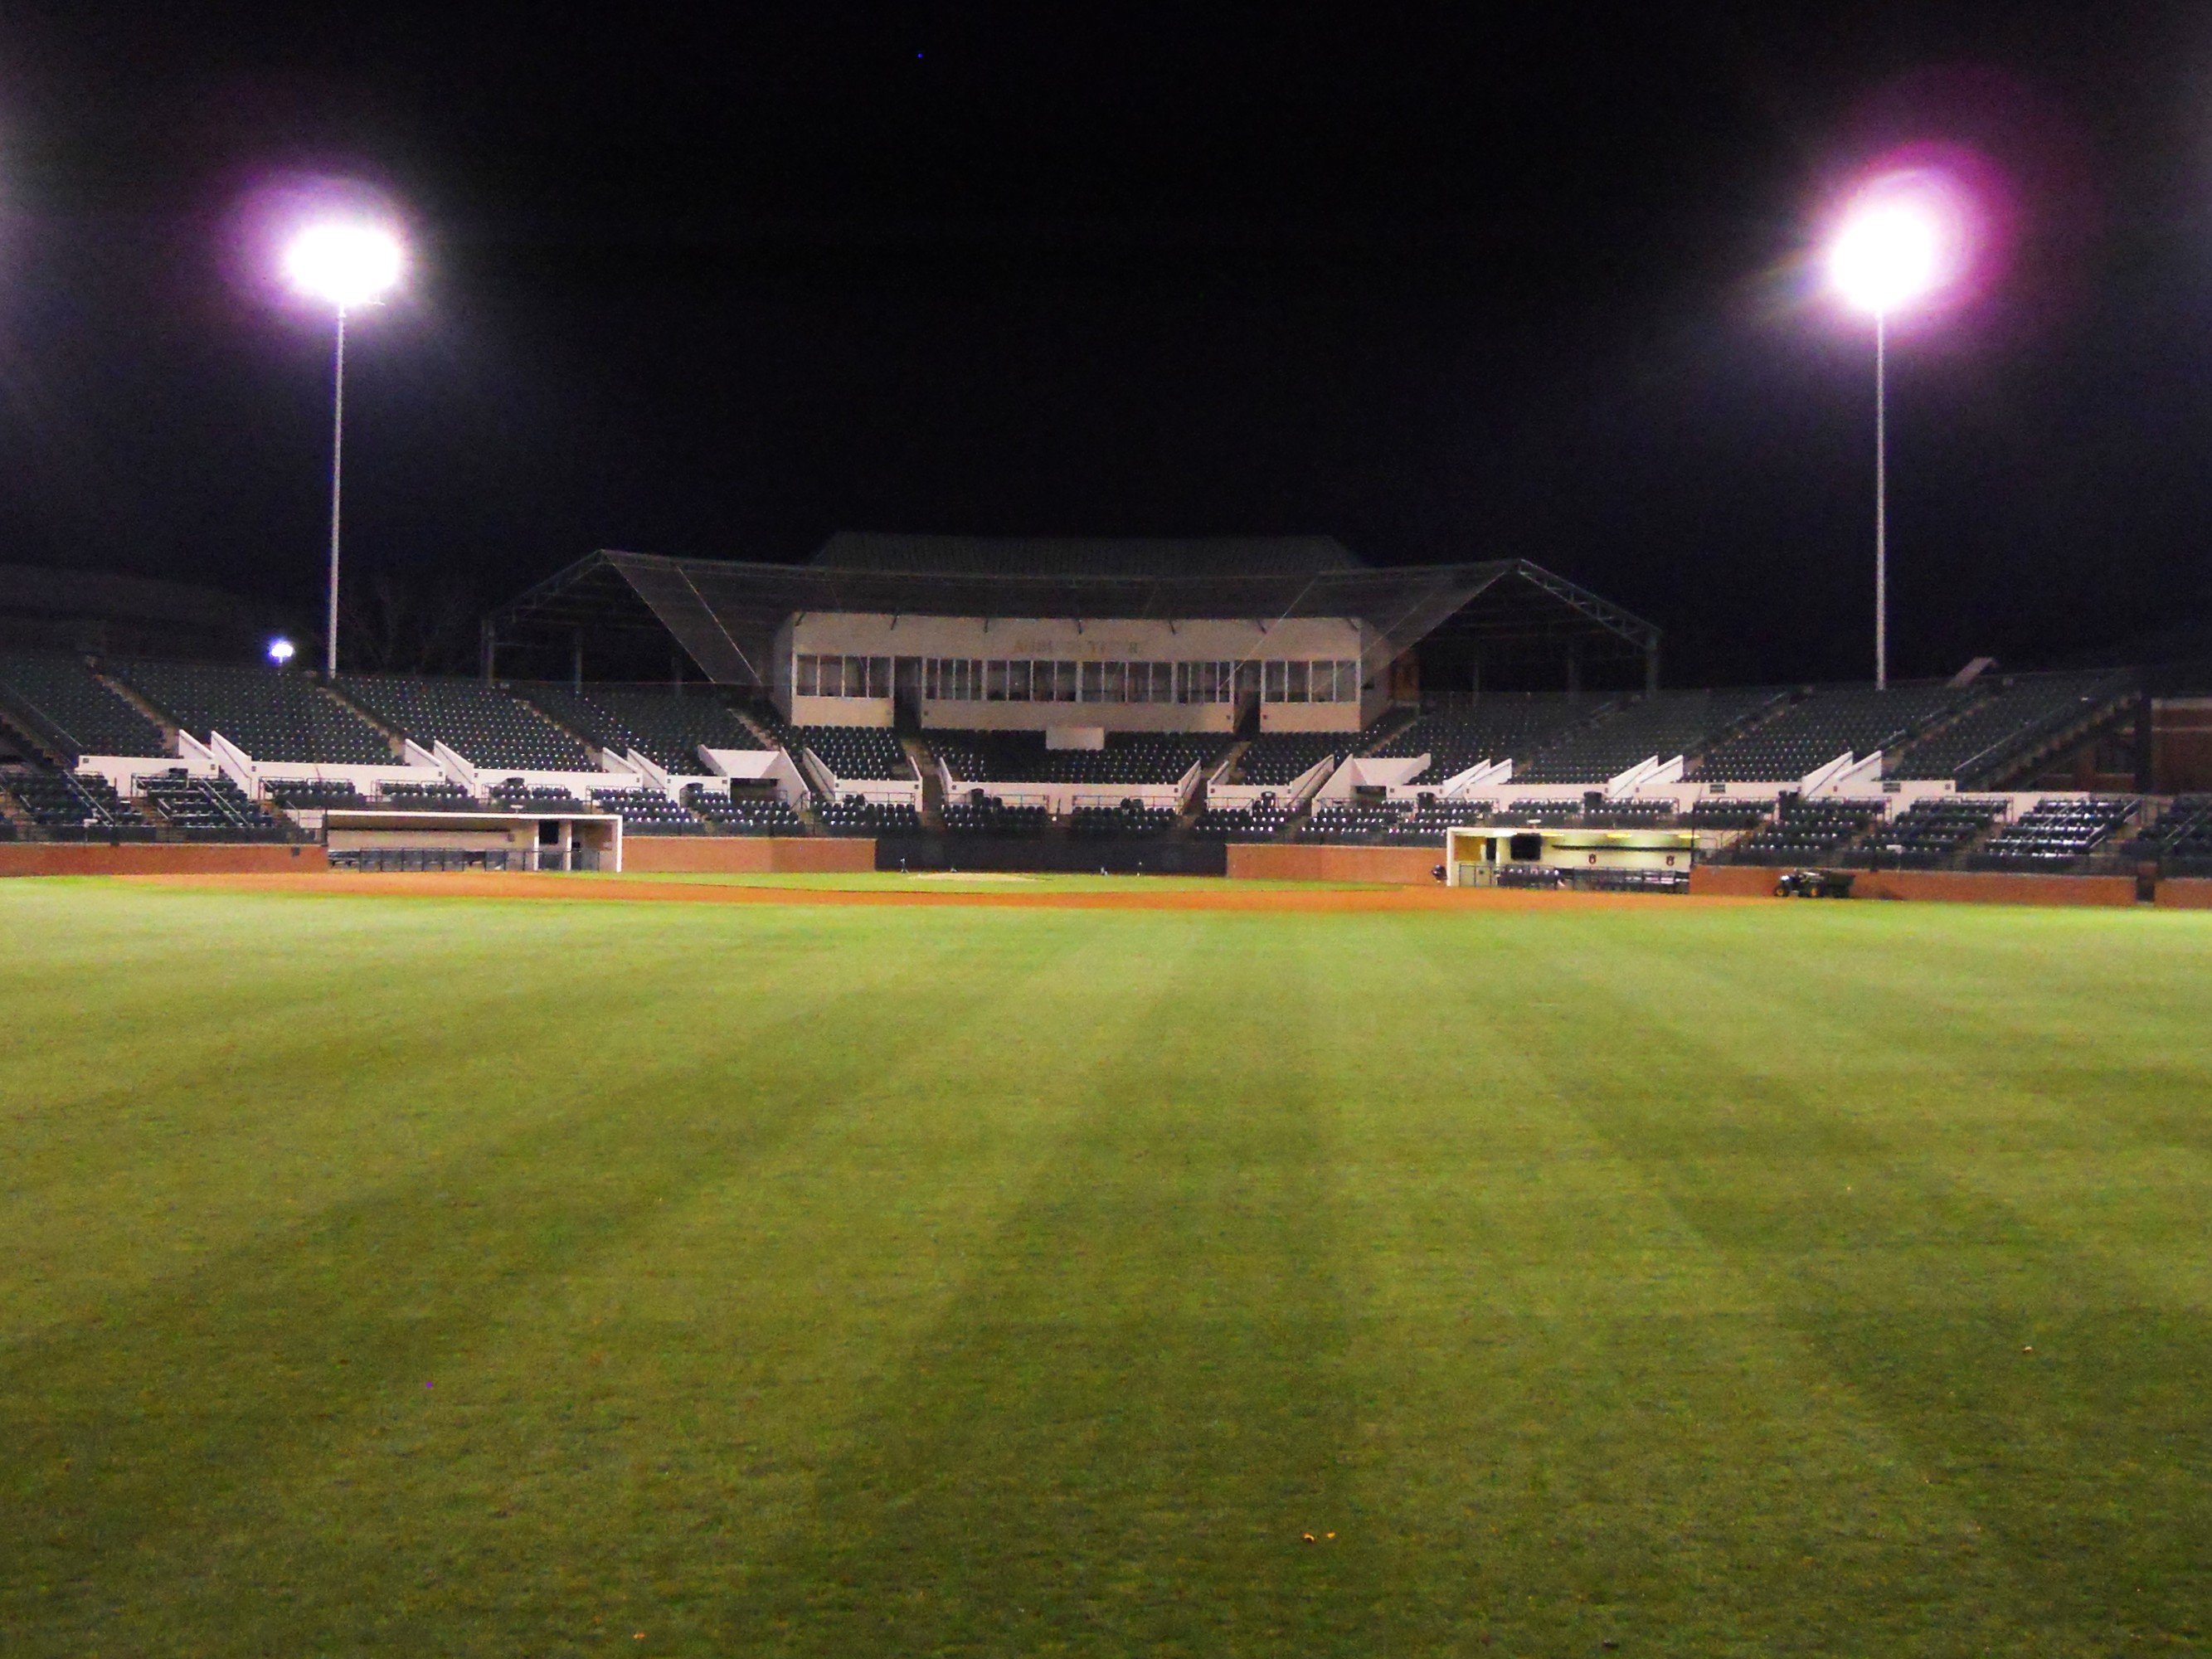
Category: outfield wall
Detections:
[
  {"x1": 619, "y1": 836, "x2": 874, "y2": 875},
  {"x1": 0, "y1": 842, "x2": 326, "y2": 878},
  {"x1": 1226, "y1": 844, "x2": 1442, "y2": 884},
  {"x1": 2157, "y1": 878, "x2": 2212, "y2": 909},
  {"x1": 1689, "y1": 864, "x2": 2137, "y2": 907}
]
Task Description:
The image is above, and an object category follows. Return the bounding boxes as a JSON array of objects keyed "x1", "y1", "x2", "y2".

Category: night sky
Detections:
[{"x1": 3, "y1": 4, "x2": 2210, "y2": 684}]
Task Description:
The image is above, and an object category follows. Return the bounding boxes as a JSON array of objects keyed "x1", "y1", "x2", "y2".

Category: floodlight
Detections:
[
  {"x1": 284, "y1": 221, "x2": 404, "y2": 311},
  {"x1": 1830, "y1": 202, "x2": 1942, "y2": 316},
  {"x1": 267, "y1": 637, "x2": 296, "y2": 664}
]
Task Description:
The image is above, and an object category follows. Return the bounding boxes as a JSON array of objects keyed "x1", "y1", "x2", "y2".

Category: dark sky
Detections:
[{"x1": 3, "y1": 3, "x2": 2211, "y2": 684}]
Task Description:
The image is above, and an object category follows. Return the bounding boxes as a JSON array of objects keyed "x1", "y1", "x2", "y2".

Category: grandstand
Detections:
[
  {"x1": 0, "y1": 651, "x2": 168, "y2": 758},
  {"x1": 518, "y1": 682, "x2": 766, "y2": 772},
  {"x1": 337, "y1": 674, "x2": 595, "y2": 771},
  {"x1": 1696, "y1": 683, "x2": 1966, "y2": 781},
  {"x1": 113, "y1": 659, "x2": 392, "y2": 765},
  {"x1": 1514, "y1": 688, "x2": 1783, "y2": 782},
  {"x1": 1369, "y1": 695, "x2": 1593, "y2": 785}
]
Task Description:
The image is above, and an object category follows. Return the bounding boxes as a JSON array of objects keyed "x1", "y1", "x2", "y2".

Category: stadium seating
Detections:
[
  {"x1": 1369, "y1": 695, "x2": 1593, "y2": 785},
  {"x1": 264, "y1": 778, "x2": 368, "y2": 810},
  {"x1": 1068, "y1": 801, "x2": 1178, "y2": 838},
  {"x1": 113, "y1": 660, "x2": 391, "y2": 764},
  {"x1": 338, "y1": 675, "x2": 595, "y2": 770},
  {"x1": 2139, "y1": 795, "x2": 2212, "y2": 873},
  {"x1": 139, "y1": 770, "x2": 280, "y2": 837},
  {"x1": 942, "y1": 797, "x2": 1052, "y2": 834},
  {"x1": 1301, "y1": 801, "x2": 1411, "y2": 842},
  {"x1": 931, "y1": 729, "x2": 1219, "y2": 786},
  {"x1": 1685, "y1": 797, "x2": 1774, "y2": 829},
  {"x1": 487, "y1": 781, "x2": 584, "y2": 810},
  {"x1": 1857, "y1": 797, "x2": 2005, "y2": 867},
  {"x1": 679, "y1": 785, "x2": 805, "y2": 835},
  {"x1": 1505, "y1": 797, "x2": 1582, "y2": 821},
  {"x1": 377, "y1": 779, "x2": 480, "y2": 810},
  {"x1": 1978, "y1": 797, "x2": 2137, "y2": 869},
  {"x1": 1697, "y1": 684, "x2": 1966, "y2": 781},
  {"x1": 1396, "y1": 801, "x2": 1496, "y2": 839},
  {"x1": 1889, "y1": 673, "x2": 2136, "y2": 783},
  {"x1": 1224, "y1": 715, "x2": 1401, "y2": 786},
  {"x1": 0, "y1": 651, "x2": 168, "y2": 757},
  {"x1": 1582, "y1": 799, "x2": 1677, "y2": 827},
  {"x1": 1514, "y1": 688, "x2": 1783, "y2": 782},
  {"x1": 1192, "y1": 800, "x2": 1295, "y2": 839},
  {"x1": 1731, "y1": 797, "x2": 1884, "y2": 864},
  {"x1": 587, "y1": 787, "x2": 702, "y2": 834},
  {"x1": 817, "y1": 796, "x2": 923, "y2": 834},
  {"x1": 0, "y1": 767, "x2": 153, "y2": 834},
  {"x1": 521, "y1": 684, "x2": 766, "y2": 771},
  {"x1": 801, "y1": 726, "x2": 914, "y2": 781}
]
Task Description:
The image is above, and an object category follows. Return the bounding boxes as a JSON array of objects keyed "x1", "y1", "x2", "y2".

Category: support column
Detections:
[
  {"x1": 571, "y1": 630, "x2": 585, "y2": 693},
  {"x1": 479, "y1": 620, "x2": 496, "y2": 684}
]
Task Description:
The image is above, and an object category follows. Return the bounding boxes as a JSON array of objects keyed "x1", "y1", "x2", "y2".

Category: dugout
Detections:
[
  {"x1": 322, "y1": 808, "x2": 623, "y2": 873},
  {"x1": 1445, "y1": 824, "x2": 1694, "y2": 890}
]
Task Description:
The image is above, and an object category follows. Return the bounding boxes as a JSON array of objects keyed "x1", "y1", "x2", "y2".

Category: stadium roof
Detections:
[
  {"x1": 488, "y1": 539, "x2": 1660, "y2": 689},
  {"x1": 810, "y1": 532, "x2": 1366, "y2": 580}
]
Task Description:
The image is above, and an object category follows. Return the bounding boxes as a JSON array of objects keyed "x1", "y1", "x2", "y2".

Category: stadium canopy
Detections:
[{"x1": 484, "y1": 534, "x2": 1660, "y2": 691}]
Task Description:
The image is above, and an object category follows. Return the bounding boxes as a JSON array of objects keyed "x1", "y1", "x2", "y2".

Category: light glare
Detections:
[
  {"x1": 1826, "y1": 171, "x2": 1966, "y2": 319},
  {"x1": 267, "y1": 637, "x2": 296, "y2": 664},
  {"x1": 284, "y1": 221, "x2": 404, "y2": 309}
]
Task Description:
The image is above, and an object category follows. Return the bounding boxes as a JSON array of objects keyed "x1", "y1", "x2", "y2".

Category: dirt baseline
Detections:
[{"x1": 115, "y1": 872, "x2": 1751, "y2": 914}]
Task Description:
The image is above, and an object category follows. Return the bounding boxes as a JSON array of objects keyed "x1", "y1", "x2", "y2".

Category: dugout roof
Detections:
[{"x1": 487, "y1": 537, "x2": 1660, "y2": 690}]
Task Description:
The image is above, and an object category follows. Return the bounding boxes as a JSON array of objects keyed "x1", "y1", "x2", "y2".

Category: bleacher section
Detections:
[
  {"x1": 1697, "y1": 684, "x2": 1965, "y2": 781},
  {"x1": 801, "y1": 727, "x2": 914, "y2": 781},
  {"x1": 139, "y1": 770, "x2": 280, "y2": 838},
  {"x1": 1192, "y1": 800, "x2": 1294, "y2": 839},
  {"x1": 1224, "y1": 718, "x2": 1400, "y2": 786},
  {"x1": 1977, "y1": 797, "x2": 2137, "y2": 870},
  {"x1": 817, "y1": 796, "x2": 923, "y2": 835},
  {"x1": 1, "y1": 767, "x2": 153, "y2": 835},
  {"x1": 265, "y1": 778, "x2": 368, "y2": 811},
  {"x1": 1302, "y1": 801, "x2": 1410, "y2": 843},
  {"x1": 1860, "y1": 798, "x2": 2004, "y2": 867},
  {"x1": 680, "y1": 784, "x2": 806, "y2": 836},
  {"x1": 339, "y1": 675, "x2": 594, "y2": 771},
  {"x1": 0, "y1": 652, "x2": 168, "y2": 757},
  {"x1": 378, "y1": 779, "x2": 479, "y2": 810},
  {"x1": 522, "y1": 684, "x2": 766, "y2": 771},
  {"x1": 931, "y1": 730, "x2": 1219, "y2": 786},
  {"x1": 1686, "y1": 798, "x2": 1773, "y2": 830},
  {"x1": 942, "y1": 799, "x2": 1053, "y2": 835},
  {"x1": 114, "y1": 660, "x2": 391, "y2": 764},
  {"x1": 1370, "y1": 695, "x2": 1591, "y2": 785},
  {"x1": 2141, "y1": 796, "x2": 2212, "y2": 874},
  {"x1": 488, "y1": 781, "x2": 584, "y2": 810},
  {"x1": 1514, "y1": 688, "x2": 1782, "y2": 782},
  {"x1": 1732, "y1": 798, "x2": 1885, "y2": 865},
  {"x1": 1889, "y1": 673, "x2": 2136, "y2": 783},
  {"x1": 588, "y1": 788, "x2": 702, "y2": 834},
  {"x1": 1069, "y1": 802, "x2": 1178, "y2": 838}
]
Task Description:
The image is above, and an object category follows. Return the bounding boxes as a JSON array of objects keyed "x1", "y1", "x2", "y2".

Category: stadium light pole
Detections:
[
  {"x1": 1828, "y1": 188, "x2": 1948, "y2": 691},
  {"x1": 284, "y1": 221, "x2": 404, "y2": 680}
]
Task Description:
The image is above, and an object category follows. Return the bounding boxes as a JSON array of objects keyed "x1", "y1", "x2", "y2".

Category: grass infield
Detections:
[{"x1": 2, "y1": 878, "x2": 2210, "y2": 1654}]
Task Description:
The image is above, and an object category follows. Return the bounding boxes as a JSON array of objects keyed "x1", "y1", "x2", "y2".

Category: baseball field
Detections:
[{"x1": 3, "y1": 874, "x2": 2208, "y2": 1654}]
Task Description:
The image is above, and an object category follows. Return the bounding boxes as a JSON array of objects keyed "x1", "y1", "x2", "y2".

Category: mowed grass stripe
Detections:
[
  {"x1": 1301, "y1": 913, "x2": 2018, "y2": 1654},
  {"x1": 0, "y1": 898, "x2": 1083, "y2": 1651},
  {"x1": 713, "y1": 913, "x2": 1371, "y2": 1656},
  {"x1": 139, "y1": 909, "x2": 1211, "y2": 1657},
  {"x1": 1520, "y1": 907, "x2": 2212, "y2": 1648}
]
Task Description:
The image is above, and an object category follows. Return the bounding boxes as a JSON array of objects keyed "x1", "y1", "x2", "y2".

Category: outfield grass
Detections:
[{"x1": 2, "y1": 880, "x2": 2210, "y2": 1656}]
